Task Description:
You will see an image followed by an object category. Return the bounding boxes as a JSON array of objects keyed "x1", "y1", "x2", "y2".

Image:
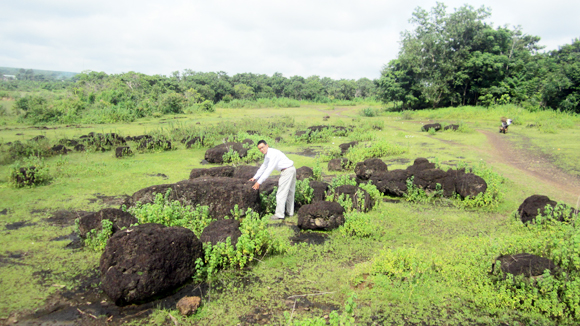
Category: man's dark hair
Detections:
[{"x1": 257, "y1": 140, "x2": 267, "y2": 146}]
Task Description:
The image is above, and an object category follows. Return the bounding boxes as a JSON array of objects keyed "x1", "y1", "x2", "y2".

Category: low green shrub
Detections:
[
  {"x1": 126, "y1": 189, "x2": 214, "y2": 237},
  {"x1": 344, "y1": 141, "x2": 407, "y2": 167},
  {"x1": 8, "y1": 156, "x2": 51, "y2": 187},
  {"x1": 359, "y1": 107, "x2": 379, "y2": 117},
  {"x1": 260, "y1": 186, "x2": 278, "y2": 215},
  {"x1": 312, "y1": 158, "x2": 322, "y2": 181},
  {"x1": 84, "y1": 219, "x2": 113, "y2": 251},
  {"x1": 295, "y1": 178, "x2": 314, "y2": 207},
  {"x1": 195, "y1": 209, "x2": 290, "y2": 278},
  {"x1": 340, "y1": 211, "x2": 374, "y2": 238}
]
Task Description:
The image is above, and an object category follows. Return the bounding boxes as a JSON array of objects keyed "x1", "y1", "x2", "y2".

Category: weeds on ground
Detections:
[
  {"x1": 8, "y1": 156, "x2": 51, "y2": 187},
  {"x1": 295, "y1": 178, "x2": 314, "y2": 206},
  {"x1": 344, "y1": 141, "x2": 407, "y2": 168},
  {"x1": 195, "y1": 209, "x2": 290, "y2": 279},
  {"x1": 83, "y1": 219, "x2": 113, "y2": 251},
  {"x1": 260, "y1": 186, "x2": 278, "y2": 215},
  {"x1": 284, "y1": 293, "x2": 357, "y2": 326},
  {"x1": 312, "y1": 158, "x2": 322, "y2": 181},
  {"x1": 340, "y1": 211, "x2": 374, "y2": 238},
  {"x1": 126, "y1": 189, "x2": 214, "y2": 237},
  {"x1": 359, "y1": 107, "x2": 379, "y2": 117}
]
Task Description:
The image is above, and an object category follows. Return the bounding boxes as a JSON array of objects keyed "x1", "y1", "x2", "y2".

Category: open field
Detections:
[{"x1": 1, "y1": 104, "x2": 580, "y2": 325}]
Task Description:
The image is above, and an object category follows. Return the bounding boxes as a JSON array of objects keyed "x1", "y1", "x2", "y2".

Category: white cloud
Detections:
[{"x1": 1, "y1": 0, "x2": 578, "y2": 79}]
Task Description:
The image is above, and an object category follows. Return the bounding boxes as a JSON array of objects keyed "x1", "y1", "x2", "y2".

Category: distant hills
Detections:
[{"x1": 0, "y1": 67, "x2": 78, "y2": 80}]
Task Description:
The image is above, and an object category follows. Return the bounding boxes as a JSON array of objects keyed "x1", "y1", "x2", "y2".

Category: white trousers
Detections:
[{"x1": 275, "y1": 166, "x2": 296, "y2": 218}]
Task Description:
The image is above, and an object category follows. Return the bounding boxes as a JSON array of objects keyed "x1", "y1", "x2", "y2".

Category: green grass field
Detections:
[{"x1": 1, "y1": 104, "x2": 580, "y2": 325}]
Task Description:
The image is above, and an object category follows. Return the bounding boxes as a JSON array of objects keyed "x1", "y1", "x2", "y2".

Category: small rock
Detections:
[{"x1": 177, "y1": 296, "x2": 201, "y2": 316}]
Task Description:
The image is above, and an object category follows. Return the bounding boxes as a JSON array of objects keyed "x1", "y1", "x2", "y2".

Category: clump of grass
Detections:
[
  {"x1": 359, "y1": 107, "x2": 379, "y2": 117},
  {"x1": 344, "y1": 141, "x2": 407, "y2": 166}
]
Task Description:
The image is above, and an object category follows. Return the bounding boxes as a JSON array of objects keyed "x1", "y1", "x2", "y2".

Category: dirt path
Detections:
[{"x1": 479, "y1": 129, "x2": 580, "y2": 203}]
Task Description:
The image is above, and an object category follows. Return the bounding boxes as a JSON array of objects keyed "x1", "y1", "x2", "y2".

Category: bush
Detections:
[
  {"x1": 195, "y1": 209, "x2": 289, "y2": 278},
  {"x1": 295, "y1": 178, "x2": 314, "y2": 206},
  {"x1": 84, "y1": 219, "x2": 113, "y2": 251},
  {"x1": 344, "y1": 141, "x2": 407, "y2": 167},
  {"x1": 126, "y1": 189, "x2": 214, "y2": 237},
  {"x1": 360, "y1": 107, "x2": 379, "y2": 117},
  {"x1": 8, "y1": 156, "x2": 51, "y2": 187},
  {"x1": 340, "y1": 211, "x2": 374, "y2": 238},
  {"x1": 260, "y1": 186, "x2": 278, "y2": 215}
]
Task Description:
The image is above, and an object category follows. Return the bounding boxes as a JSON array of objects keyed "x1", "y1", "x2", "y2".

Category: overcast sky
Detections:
[{"x1": 1, "y1": 0, "x2": 578, "y2": 80}]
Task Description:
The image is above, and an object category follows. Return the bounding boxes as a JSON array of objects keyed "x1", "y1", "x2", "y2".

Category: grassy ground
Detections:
[{"x1": 1, "y1": 103, "x2": 580, "y2": 325}]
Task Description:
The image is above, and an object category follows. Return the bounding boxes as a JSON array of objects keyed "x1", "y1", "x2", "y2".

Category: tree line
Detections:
[
  {"x1": 1, "y1": 2, "x2": 579, "y2": 124},
  {"x1": 377, "y1": 3, "x2": 580, "y2": 112}
]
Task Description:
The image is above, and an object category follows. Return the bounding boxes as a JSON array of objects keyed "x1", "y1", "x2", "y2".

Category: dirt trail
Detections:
[{"x1": 479, "y1": 129, "x2": 580, "y2": 202}]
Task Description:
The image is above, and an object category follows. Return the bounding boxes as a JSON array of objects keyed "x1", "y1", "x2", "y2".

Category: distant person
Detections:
[
  {"x1": 500, "y1": 117, "x2": 512, "y2": 134},
  {"x1": 249, "y1": 140, "x2": 296, "y2": 220}
]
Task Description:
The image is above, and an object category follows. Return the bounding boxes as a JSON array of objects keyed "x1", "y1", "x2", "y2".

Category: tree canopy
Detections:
[{"x1": 377, "y1": 3, "x2": 579, "y2": 112}]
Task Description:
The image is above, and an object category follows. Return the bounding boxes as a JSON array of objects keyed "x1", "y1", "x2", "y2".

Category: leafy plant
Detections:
[
  {"x1": 84, "y1": 219, "x2": 113, "y2": 251},
  {"x1": 359, "y1": 107, "x2": 379, "y2": 117},
  {"x1": 344, "y1": 141, "x2": 407, "y2": 166},
  {"x1": 340, "y1": 211, "x2": 374, "y2": 237},
  {"x1": 126, "y1": 189, "x2": 214, "y2": 237},
  {"x1": 295, "y1": 178, "x2": 314, "y2": 207},
  {"x1": 8, "y1": 156, "x2": 51, "y2": 187},
  {"x1": 260, "y1": 186, "x2": 278, "y2": 215},
  {"x1": 195, "y1": 209, "x2": 290, "y2": 278}
]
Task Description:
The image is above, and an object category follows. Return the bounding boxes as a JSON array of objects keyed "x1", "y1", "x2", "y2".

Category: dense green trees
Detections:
[
  {"x1": 377, "y1": 4, "x2": 580, "y2": 112},
  {"x1": 0, "y1": 69, "x2": 378, "y2": 124}
]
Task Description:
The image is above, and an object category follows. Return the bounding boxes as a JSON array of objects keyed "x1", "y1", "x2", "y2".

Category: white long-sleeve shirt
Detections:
[{"x1": 253, "y1": 148, "x2": 294, "y2": 184}]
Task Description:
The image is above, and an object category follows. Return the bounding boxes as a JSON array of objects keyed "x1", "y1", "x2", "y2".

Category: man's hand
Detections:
[
  {"x1": 249, "y1": 178, "x2": 256, "y2": 182},
  {"x1": 252, "y1": 182, "x2": 260, "y2": 190}
]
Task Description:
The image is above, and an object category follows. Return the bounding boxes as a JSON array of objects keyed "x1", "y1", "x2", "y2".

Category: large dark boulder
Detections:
[
  {"x1": 455, "y1": 173, "x2": 487, "y2": 199},
  {"x1": 444, "y1": 124, "x2": 459, "y2": 131},
  {"x1": 204, "y1": 142, "x2": 248, "y2": 164},
  {"x1": 494, "y1": 253, "x2": 559, "y2": 278},
  {"x1": 297, "y1": 201, "x2": 345, "y2": 231},
  {"x1": 406, "y1": 158, "x2": 436, "y2": 176},
  {"x1": 189, "y1": 166, "x2": 235, "y2": 179},
  {"x1": 185, "y1": 136, "x2": 205, "y2": 148},
  {"x1": 517, "y1": 195, "x2": 560, "y2": 224},
  {"x1": 12, "y1": 167, "x2": 37, "y2": 186},
  {"x1": 74, "y1": 144, "x2": 85, "y2": 152},
  {"x1": 413, "y1": 168, "x2": 448, "y2": 192},
  {"x1": 50, "y1": 145, "x2": 69, "y2": 154},
  {"x1": 421, "y1": 123, "x2": 441, "y2": 132},
  {"x1": 355, "y1": 158, "x2": 388, "y2": 181},
  {"x1": 328, "y1": 158, "x2": 350, "y2": 171},
  {"x1": 77, "y1": 208, "x2": 137, "y2": 239},
  {"x1": 233, "y1": 165, "x2": 260, "y2": 180},
  {"x1": 309, "y1": 181, "x2": 329, "y2": 202},
  {"x1": 138, "y1": 139, "x2": 172, "y2": 150},
  {"x1": 200, "y1": 219, "x2": 242, "y2": 247},
  {"x1": 115, "y1": 146, "x2": 132, "y2": 158},
  {"x1": 296, "y1": 166, "x2": 314, "y2": 181},
  {"x1": 333, "y1": 185, "x2": 373, "y2": 212},
  {"x1": 99, "y1": 223, "x2": 202, "y2": 305},
  {"x1": 369, "y1": 169, "x2": 409, "y2": 197},
  {"x1": 124, "y1": 177, "x2": 261, "y2": 220},
  {"x1": 339, "y1": 141, "x2": 358, "y2": 155}
]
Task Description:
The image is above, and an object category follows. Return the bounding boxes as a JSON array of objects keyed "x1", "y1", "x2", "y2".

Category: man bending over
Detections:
[{"x1": 249, "y1": 140, "x2": 296, "y2": 220}]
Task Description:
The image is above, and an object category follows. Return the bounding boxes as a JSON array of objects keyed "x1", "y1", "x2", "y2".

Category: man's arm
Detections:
[
  {"x1": 257, "y1": 153, "x2": 280, "y2": 184},
  {"x1": 251, "y1": 156, "x2": 269, "y2": 182}
]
